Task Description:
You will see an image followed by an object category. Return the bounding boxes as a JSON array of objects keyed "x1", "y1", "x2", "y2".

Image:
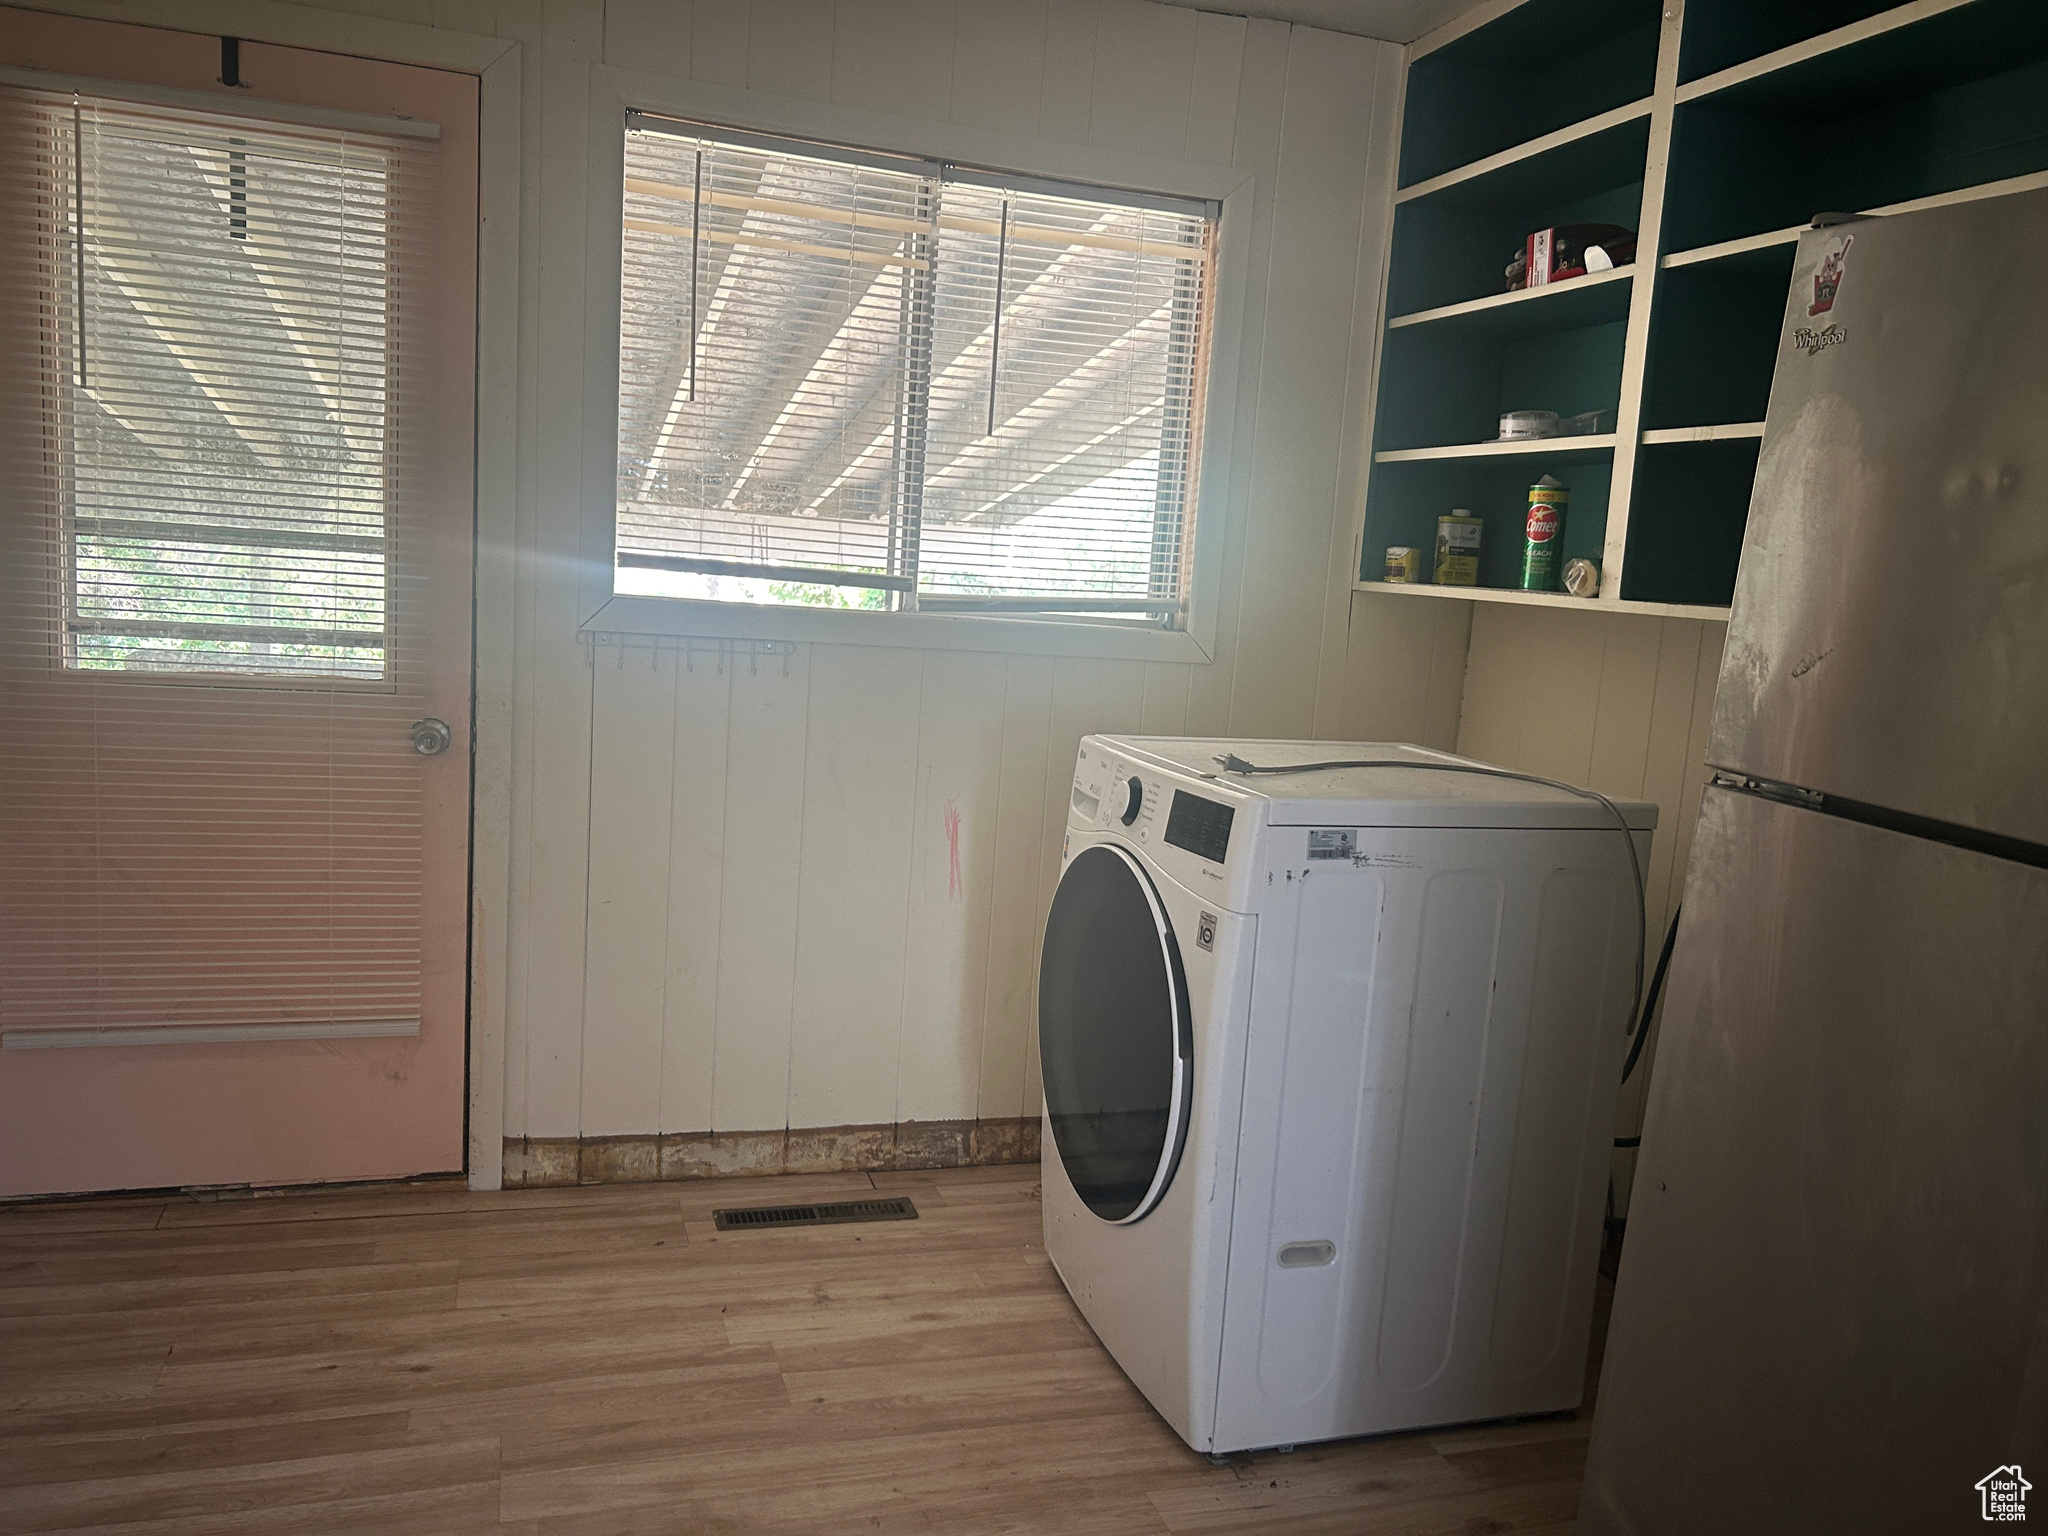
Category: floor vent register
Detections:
[{"x1": 711, "y1": 1197, "x2": 919, "y2": 1232}]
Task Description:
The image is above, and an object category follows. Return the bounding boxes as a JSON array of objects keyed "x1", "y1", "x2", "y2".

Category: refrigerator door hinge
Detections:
[{"x1": 1711, "y1": 772, "x2": 1825, "y2": 809}]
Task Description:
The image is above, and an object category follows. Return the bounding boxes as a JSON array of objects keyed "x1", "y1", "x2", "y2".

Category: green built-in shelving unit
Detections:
[{"x1": 1357, "y1": 0, "x2": 2048, "y2": 618}]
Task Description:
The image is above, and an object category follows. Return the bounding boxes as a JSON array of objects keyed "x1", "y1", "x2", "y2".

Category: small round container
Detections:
[
  {"x1": 1563, "y1": 557, "x2": 1601, "y2": 598},
  {"x1": 1384, "y1": 546, "x2": 1421, "y2": 584},
  {"x1": 1498, "y1": 410, "x2": 1560, "y2": 440}
]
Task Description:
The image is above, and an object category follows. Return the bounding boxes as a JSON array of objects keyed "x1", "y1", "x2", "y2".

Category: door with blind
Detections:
[{"x1": 0, "y1": 12, "x2": 477, "y2": 1197}]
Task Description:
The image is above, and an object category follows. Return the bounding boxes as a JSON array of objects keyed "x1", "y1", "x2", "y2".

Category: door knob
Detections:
[{"x1": 410, "y1": 718, "x2": 452, "y2": 756}]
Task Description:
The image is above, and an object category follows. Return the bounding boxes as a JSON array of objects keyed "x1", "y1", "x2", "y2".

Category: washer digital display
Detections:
[{"x1": 1164, "y1": 789, "x2": 1234, "y2": 864}]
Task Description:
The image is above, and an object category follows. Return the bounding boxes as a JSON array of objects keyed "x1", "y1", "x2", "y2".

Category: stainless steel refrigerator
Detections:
[{"x1": 1578, "y1": 196, "x2": 2048, "y2": 1534}]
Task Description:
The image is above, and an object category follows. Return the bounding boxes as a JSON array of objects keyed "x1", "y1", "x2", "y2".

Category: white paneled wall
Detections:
[
  {"x1": 1453, "y1": 605, "x2": 1729, "y2": 1213},
  {"x1": 17, "y1": 0, "x2": 1476, "y2": 1146},
  {"x1": 487, "y1": 0, "x2": 1473, "y2": 1141}
]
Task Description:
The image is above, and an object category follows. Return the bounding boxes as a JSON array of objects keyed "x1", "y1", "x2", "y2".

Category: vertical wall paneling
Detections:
[
  {"x1": 1182, "y1": 18, "x2": 1290, "y2": 740},
  {"x1": 1039, "y1": 0, "x2": 1099, "y2": 146},
  {"x1": 1087, "y1": 0, "x2": 1198, "y2": 161},
  {"x1": 896, "y1": 650, "x2": 1009, "y2": 1125},
  {"x1": 948, "y1": 0, "x2": 1047, "y2": 137},
  {"x1": 1332, "y1": 591, "x2": 1471, "y2": 748},
  {"x1": 1624, "y1": 620, "x2": 1705, "y2": 927},
  {"x1": 786, "y1": 646, "x2": 925, "y2": 1130},
  {"x1": 975, "y1": 655, "x2": 1056, "y2": 1123},
  {"x1": 1584, "y1": 621, "x2": 1664, "y2": 813},
  {"x1": 1225, "y1": 27, "x2": 1384, "y2": 740},
  {"x1": 510, "y1": 0, "x2": 603, "y2": 1139},
  {"x1": 1183, "y1": 11, "x2": 1246, "y2": 166},
  {"x1": 690, "y1": 0, "x2": 749, "y2": 88},
  {"x1": 832, "y1": 0, "x2": 955, "y2": 120},
  {"x1": 603, "y1": 0, "x2": 691, "y2": 72},
  {"x1": 709, "y1": 645, "x2": 813, "y2": 1131},
  {"x1": 1140, "y1": 662, "x2": 1192, "y2": 737},
  {"x1": 579, "y1": 647, "x2": 679, "y2": 1133},
  {"x1": 661, "y1": 652, "x2": 734, "y2": 1133},
  {"x1": 1421, "y1": 600, "x2": 1471, "y2": 749},
  {"x1": 1313, "y1": 40, "x2": 1404, "y2": 740},
  {"x1": 747, "y1": 0, "x2": 835, "y2": 102}
]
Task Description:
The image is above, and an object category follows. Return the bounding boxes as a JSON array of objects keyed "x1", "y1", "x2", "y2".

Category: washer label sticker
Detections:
[
  {"x1": 1195, "y1": 912, "x2": 1218, "y2": 952},
  {"x1": 1307, "y1": 829, "x2": 1357, "y2": 860}
]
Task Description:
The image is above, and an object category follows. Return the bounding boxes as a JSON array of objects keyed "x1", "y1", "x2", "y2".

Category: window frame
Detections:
[{"x1": 580, "y1": 69, "x2": 1254, "y2": 665}]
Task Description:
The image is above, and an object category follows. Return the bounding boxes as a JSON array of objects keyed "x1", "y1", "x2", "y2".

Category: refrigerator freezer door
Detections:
[
  {"x1": 1712, "y1": 196, "x2": 2048, "y2": 847},
  {"x1": 1580, "y1": 786, "x2": 2048, "y2": 1536}
]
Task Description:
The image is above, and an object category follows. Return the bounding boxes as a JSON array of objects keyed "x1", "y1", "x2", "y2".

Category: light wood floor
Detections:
[{"x1": 0, "y1": 1164, "x2": 1608, "y2": 1533}]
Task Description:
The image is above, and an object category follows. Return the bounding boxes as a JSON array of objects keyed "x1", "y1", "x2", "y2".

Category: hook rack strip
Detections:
[{"x1": 577, "y1": 630, "x2": 797, "y2": 676}]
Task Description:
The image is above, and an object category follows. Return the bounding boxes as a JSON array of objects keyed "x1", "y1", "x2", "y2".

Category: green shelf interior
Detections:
[
  {"x1": 1399, "y1": 0, "x2": 1663, "y2": 188},
  {"x1": 1376, "y1": 314, "x2": 1626, "y2": 454},
  {"x1": 1666, "y1": 9, "x2": 2048, "y2": 252},
  {"x1": 1640, "y1": 245, "x2": 1794, "y2": 430},
  {"x1": 1359, "y1": 453, "x2": 1612, "y2": 591},
  {"x1": 1677, "y1": 0, "x2": 1908, "y2": 85},
  {"x1": 1388, "y1": 140, "x2": 1647, "y2": 316},
  {"x1": 1622, "y1": 439, "x2": 1759, "y2": 606}
]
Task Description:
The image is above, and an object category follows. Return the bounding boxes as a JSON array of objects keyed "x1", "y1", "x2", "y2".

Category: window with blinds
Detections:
[{"x1": 617, "y1": 115, "x2": 1216, "y2": 623}]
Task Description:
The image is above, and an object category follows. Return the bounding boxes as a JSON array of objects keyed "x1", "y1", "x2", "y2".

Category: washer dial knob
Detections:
[{"x1": 1119, "y1": 776, "x2": 1144, "y2": 826}]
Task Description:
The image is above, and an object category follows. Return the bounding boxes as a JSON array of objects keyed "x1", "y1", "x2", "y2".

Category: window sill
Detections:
[{"x1": 581, "y1": 594, "x2": 1216, "y2": 664}]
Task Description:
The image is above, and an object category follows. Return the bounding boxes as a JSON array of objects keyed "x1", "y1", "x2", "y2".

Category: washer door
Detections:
[{"x1": 1038, "y1": 844, "x2": 1194, "y2": 1224}]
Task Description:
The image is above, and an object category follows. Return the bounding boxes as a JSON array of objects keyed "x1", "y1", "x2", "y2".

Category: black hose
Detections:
[
  {"x1": 1622, "y1": 901, "x2": 1681, "y2": 1085},
  {"x1": 1612, "y1": 903, "x2": 1682, "y2": 1150}
]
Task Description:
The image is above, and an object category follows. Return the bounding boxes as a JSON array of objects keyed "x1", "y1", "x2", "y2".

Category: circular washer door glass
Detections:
[{"x1": 1037, "y1": 844, "x2": 1193, "y2": 1223}]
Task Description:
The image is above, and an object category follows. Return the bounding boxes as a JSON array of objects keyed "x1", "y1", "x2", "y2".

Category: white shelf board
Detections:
[
  {"x1": 1663, "y1": 226, "x2": 1800, "y2": 270},
  {"x1": 1355, "y1": 579, "x2": 1730, "y2": 623},
  {"x1": 1388, "y1": 265, "x2": 1635, "y2": 333},
  {"x1": 1676, "y1": 0, "x2": 1983, "y2": 107},
  {"x1": 1865, "y1": 165, "x2": 2048, "y2": 221},
  {"x1": 1642, "y1": 422, "x2": 1765, "y2": 444},
  {"x1": 1375, "y1": 433, "x2": 1616, "y2": 464},
  {"x1": 1394, "y1": 96, "x2": 1653, "y2": 205}
]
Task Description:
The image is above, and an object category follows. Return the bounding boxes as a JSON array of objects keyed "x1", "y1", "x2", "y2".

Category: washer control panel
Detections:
[{"x1": 1072, "y1": 748, "x2": 1164, "y2": 845}]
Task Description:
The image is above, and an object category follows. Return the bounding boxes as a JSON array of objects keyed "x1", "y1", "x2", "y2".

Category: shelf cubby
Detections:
[
  {"x1": 1639, "y1": 244, "x2": 1793, "y2": 431},
  {"x1": 1388, "y1": 111, "x2": 1648, "y2": 315},
  {"x1": 1665, "y1": 5, "x2": 2048, "y2": 252},
  {"x1": 1399, "y1": 0, "x2": 1664, "y2": 188},
  {"x1": 1677, "y1": 0, "x2": 1934, "y2": 86},
  {"x1": 1375, "y1": 307, "x2": 1626, "y2": 455},
  {"x1": 1621, "y1": 438, "x2": 1759, "y2": 607},
  {"x1": 1359, "y1": 451, "x2": 1613, "y2": 596}
]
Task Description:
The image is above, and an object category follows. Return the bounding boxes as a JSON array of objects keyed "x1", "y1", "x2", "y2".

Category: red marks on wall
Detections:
[{"x1": 944, "y1": 796, "x2": 963, "y2": 901}]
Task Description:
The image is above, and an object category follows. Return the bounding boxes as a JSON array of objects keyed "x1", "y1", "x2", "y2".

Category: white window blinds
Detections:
[
  {"x1": 617, "y1": 115, "x2": 1215, "y2": 622},
  {"x1": 0, "y1": 85, "x2": 443, "y2": 1040},
  {"x1": 24, "y1": 92, "x2": 406, "y2": 677}
]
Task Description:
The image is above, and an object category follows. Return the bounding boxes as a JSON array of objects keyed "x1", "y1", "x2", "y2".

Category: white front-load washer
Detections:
[{"x1": 1038, "y1": 736, "x2": 1657, "y2": 1456}]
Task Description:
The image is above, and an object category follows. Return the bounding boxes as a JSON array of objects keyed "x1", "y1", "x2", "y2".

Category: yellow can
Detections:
[
  {"x1": 1383, "y1": 546, "x2": 1421, "y2": 583},
  {"x1": 1434, "y1": 512, "x2": 1483, "y2": 586}
]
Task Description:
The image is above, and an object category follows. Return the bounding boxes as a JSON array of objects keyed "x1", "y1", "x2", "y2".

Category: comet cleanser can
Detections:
[{"x1": 1519, "y1": 475, "x2": 1569, "y2": 591}]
